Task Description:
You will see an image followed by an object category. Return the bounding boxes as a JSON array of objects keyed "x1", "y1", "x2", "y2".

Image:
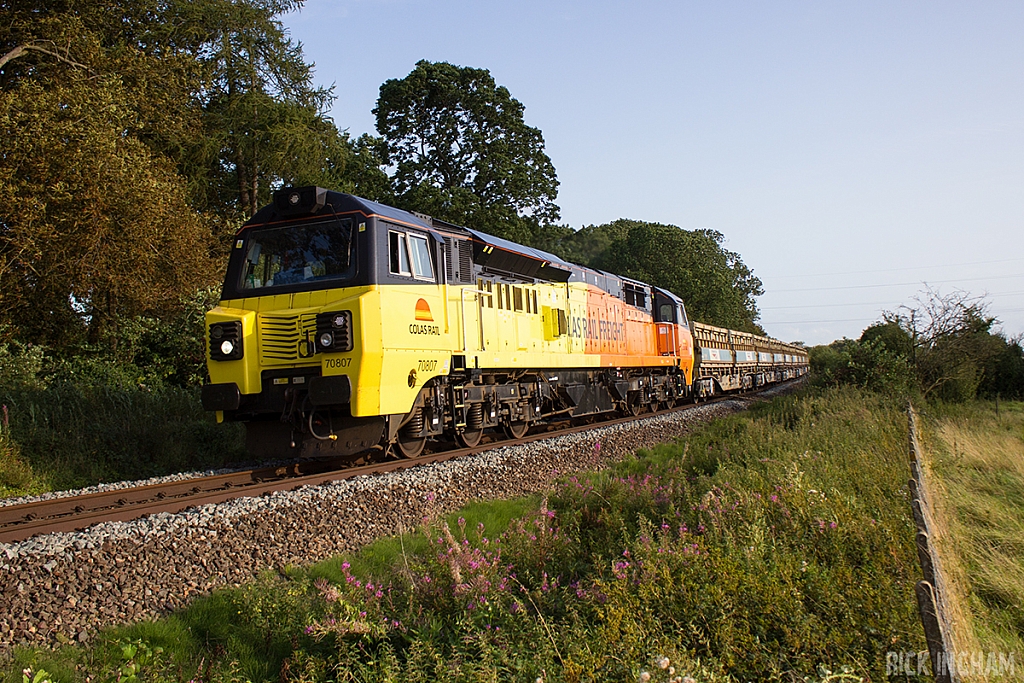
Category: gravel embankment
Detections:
[{"x1": 0, "y1": 384, "x2": 799, "y2": 651}]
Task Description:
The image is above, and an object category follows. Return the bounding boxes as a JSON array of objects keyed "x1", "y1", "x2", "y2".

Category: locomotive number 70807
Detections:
[
  {"x1": 417, "y1": 359, "x2": 438, "y2": 372},
  {"x1": 325, "y1": 357, "x2": 352, "y2": 369}
]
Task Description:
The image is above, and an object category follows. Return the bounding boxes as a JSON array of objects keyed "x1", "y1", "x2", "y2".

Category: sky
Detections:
[{"x1": 284, "y1": 0, "x2": 1024, "y2": 346}]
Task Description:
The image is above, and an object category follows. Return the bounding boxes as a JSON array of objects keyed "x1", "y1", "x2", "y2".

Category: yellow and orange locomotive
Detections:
[{"x1": 202, "y1": 187, "x2": 807, "y2": 458}]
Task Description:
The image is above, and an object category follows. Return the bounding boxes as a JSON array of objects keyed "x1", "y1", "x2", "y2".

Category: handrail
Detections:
[{"x1": 460, "y1": 288, "x2": 492, "y2": 351}]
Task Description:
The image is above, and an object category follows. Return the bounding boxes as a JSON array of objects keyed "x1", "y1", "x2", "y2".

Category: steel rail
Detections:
[{"x1": 0, "y1": 384, "x2": 787, "y2": 544}]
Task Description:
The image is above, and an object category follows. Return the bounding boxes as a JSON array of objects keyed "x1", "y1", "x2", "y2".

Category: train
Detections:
[{"x1": 201, "y1": 186, "x2": 809, "y2": 459}]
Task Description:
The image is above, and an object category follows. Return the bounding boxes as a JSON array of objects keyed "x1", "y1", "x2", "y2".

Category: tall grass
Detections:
[
  {"x1": 919, "y1": 400, "x2": 1024, "y2": 675},
  {"x1": 5, "y1": 386, "x2": 926, "y2": 682},
  {"x1": 0, "y1": 383, "x2": 246, "y2": 496}
]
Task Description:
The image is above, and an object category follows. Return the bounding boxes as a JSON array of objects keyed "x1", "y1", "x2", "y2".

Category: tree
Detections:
[
  {"x1": 1, "y1": 3, "x2": 219, "y2": 348},
  {"x1": 168, "y1": 0, "x2": 355, "y2": 221},
  {"x1": 0, "y1": 77, "x2": 216, "y2": 348},
  {"x1": 883, "y1": 288, "x2": 1000, "y2": 401},
  {"x1": 374, "y1": 60, "x2": 560, "y2": 242},
  {"x1": 554, "y1": 220, "x2": 764, "y2": 331},
  {"x1": 0, "y1": 0, "x2": 389, "y2": 355}
]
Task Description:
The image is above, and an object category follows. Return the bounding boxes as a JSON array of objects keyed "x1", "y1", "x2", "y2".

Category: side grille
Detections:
[
  {"x1": 258, "y1": 313, "x2": 317, "y2": 363},
  {"x1": 444, "y1": 237, "x2": 475, "y2": 284}
]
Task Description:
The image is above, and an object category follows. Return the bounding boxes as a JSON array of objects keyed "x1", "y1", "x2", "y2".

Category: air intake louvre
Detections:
[
  {"x1": 444, "y1": 237, "x2": 475, "y2": 284},
  {"x1": 258, "y1": 313, "x2": 317, "y2": 363}
]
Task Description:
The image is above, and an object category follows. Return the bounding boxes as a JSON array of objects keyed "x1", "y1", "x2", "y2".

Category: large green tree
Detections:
[
  {"x1": 0, "y1": 77, "x2": 216, "y2": 348},
  {"x1": 0, "y1": 0, "x2": 379, "y2": 351},
  {"x1": 187, "y1": 0, "x2": 363, "y2": 220},
  {"x1": 544, "y1": 220, "x2": 764, "y2": 332},
  {"x1": 0, "y1": 4, "x2": 216, "y2": 347},
  {"x1": 374, "y1": 60, "x2": 560, "y2": 242}
]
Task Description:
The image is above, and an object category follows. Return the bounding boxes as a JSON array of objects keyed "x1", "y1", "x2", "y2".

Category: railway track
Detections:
[{"x1": 0, "y1": 391, "x2": 771, "y2": 544}]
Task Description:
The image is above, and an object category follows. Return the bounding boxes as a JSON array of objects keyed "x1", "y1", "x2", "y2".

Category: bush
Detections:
[{"x1": 810, "y1": 337, "x2": 914, "y2": 397}]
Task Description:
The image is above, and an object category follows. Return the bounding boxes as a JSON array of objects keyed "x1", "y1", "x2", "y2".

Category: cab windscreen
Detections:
[{"x1": 238, "y1": 217, "x2": 355, "y2": 291}]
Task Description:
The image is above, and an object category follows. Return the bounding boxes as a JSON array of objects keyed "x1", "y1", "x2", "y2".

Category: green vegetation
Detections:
[
  {"x1": 811, "y1": 289, "x2": 1024, "y2": 403},
  {"x1": 920, "y1": 400, "x2": 1024, "y2": 663},
  {"x1": 374, "y1": 60, "x2": 561, "y2": 245},
  {"x1": 5, "y1": 387, "x2": 925, "y2": 681},
  {"x1": 0, "y1": 292, "x2": 245, "y2": 497},
  {"x1": 535, "y1": 219, "x2": 765, "y2": 333}
]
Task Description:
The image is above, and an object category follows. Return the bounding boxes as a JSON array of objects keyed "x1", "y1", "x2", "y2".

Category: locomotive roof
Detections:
[{"x1": 245, "y1": 189, "x2": 435, "y2": 232}]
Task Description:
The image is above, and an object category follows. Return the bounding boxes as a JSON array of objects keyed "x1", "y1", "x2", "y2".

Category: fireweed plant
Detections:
[
  {"x1": 281, "y1": 387, "x2": 924, "y2": 682},
  {"x1": 3, "y1": 387, "x2": 925, "y2": 682}
]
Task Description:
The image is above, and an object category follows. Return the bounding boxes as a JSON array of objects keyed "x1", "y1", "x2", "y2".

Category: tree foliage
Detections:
[
  {"x1": 542, "y1": 220, "x2": 764, "y2": 332},
  {"x1": 0, "y1": 76, "x2": 216, "y2": 348},
  {"x1": 185, "y1": 0, "x2": 362, "y2": 220},
  {"x1": 811, "y1": 288, "x2": 1024, "y2": 402},
  {"x1": 0, "y1": 0, "x2": 383, "y2": 357},
  {"x1": 374, "y1": 60, "x2": 560, "y2": 243}
]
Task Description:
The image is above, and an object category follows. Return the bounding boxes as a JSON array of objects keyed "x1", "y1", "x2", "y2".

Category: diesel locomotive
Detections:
[{"x1": 201, "y1": 187, "x2": 808, "y2": 459}]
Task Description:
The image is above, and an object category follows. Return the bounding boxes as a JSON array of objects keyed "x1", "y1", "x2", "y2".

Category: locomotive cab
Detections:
[{"x1": 202, "y1": 187, "x2": 452, "y2": 459}]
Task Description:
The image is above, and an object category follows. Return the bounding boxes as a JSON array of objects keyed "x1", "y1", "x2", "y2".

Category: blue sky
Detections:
[{"x1": 286, "y1": 0, "x2": 1024, "y2": 345}]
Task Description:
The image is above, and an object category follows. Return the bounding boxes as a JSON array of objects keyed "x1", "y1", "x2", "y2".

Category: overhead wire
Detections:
[
  {"x1": 759, "y1": 256, "x2": 1024, "y2": 280},
  {"x1": 769, "y1": 273, "x2": 1024, "y2": 293}
]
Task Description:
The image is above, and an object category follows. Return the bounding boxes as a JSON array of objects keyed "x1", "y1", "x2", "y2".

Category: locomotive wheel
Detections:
[
  {"x1": 396, "y1": 407, "x2": 427, "y2": 458},
  {"x1": 456, "y1": 428, "x2": 484, "y2": 448},
  {"x1": 396, "y1": 432, "x2": 426, "y2": 458},
  {"x1": 503, "y1": 420, "x2": 529, "y2": 440},
  {"x1": 626, "y1": 394, "x2": 643, "y2": 416}
]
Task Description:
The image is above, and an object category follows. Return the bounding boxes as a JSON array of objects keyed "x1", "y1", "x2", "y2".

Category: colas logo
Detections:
[
  {"x1": 410, "y1": 298, "x2": 440, "y2": 335},
  {"x1": 414, "y1": 298, "x2": 433, "y2": 321}
]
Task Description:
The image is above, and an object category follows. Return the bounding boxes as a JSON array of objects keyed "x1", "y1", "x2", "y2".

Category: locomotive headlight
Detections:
[
  {"x1": 318, "y1": 332, "x2": 334, "y2": 348},
  {"x1": 288, "y1": 191, "x2": 301, "y2": 205},
  {"x1": 209, "y1": 321, "x2": 243, "y2": 361},
  {"x1": 332, "y1": 314, "x2": 347, "y2": 328}
]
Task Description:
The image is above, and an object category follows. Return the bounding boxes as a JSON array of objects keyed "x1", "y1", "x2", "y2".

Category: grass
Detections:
[
  {"x1": 5, "y1": 386, "x2": 927, "y2": 682},
  {"x1": 0, "y1": 383, "x2": 246, "y2": 497},
  {"x1": 918, "y1": 399, "x2": 1024, "y2": 679}
]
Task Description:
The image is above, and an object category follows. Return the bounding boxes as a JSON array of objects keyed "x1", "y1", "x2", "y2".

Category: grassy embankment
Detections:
[
  {"x1": 0, "y1": 383, "x2": 246, "y2": 497},
  {"x1": 7, "y1": 387, "x2": 926, "y2": 682},
  {"x1": 917, "y1": 400, "x2": 1024, "y2": 677}
]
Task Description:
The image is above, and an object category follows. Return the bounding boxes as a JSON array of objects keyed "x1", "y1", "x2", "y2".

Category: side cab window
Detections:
[{"x1": 388, "y1": 228, "x2": 435, "y2": 281}]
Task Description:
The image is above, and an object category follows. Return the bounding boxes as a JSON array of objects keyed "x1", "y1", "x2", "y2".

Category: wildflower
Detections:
[
  {"x1": 830, "y1": 521, "x2": 838, "y2": 529},
  {"x1": 639, "y1": 672, "x2": 651, "y2": 683},
  {"x1": 669, "y1": 667, "x2": 676, "y2": 675},
  {"x1": 536, "y1": 678, "x2": 544, "y2": 683},
  {"x1": 657, "y1": 656, "x2": 670, "y2": 669},
  {"x1": 341, "y1": 561, "x2": 350, "y2": 570}
]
